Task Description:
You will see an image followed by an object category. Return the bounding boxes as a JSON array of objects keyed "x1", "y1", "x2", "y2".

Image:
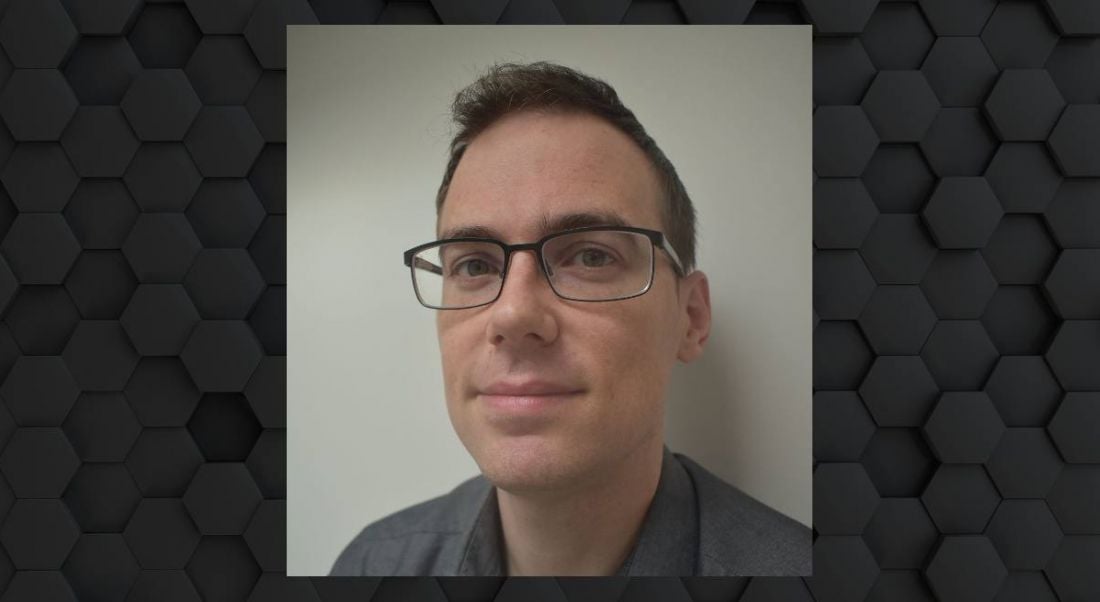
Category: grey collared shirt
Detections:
[{"x1": 331, "y1": 447, "x2": 810, "y2": 576}]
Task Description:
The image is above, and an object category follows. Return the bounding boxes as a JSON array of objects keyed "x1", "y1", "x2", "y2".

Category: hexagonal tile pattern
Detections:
[
  {"x1": 918, "y1": 0, "x2": 996, "y2": 36},
  {"x1": 982, "y1": 0, "x2": 1060, "y2": 68},
  {"x1": 243, "y1": 0, "x2": 318, "y2": 69},
  {"x1": 62, "y1": 393, "x2": 140, "y2": 462},
  {"x1": 986, "y1": 428, "x2": 1062, "y2": 498},
  {"x1": 923, "y1": 392, "x2": 1005, "y2": 463},
  {"x1": 183, "y1": 462, "x2": 261, "y2": 535},
  {"x1": 61, "y1": 0, "x2": 143, "y2": 35},
  {"x1": 63, "y1": 181, "x2": 139, "y2": 250},
  {"x1": 985, "y1": 499, "x2": 1062, "y2": 571},
  {"x1": 1047, "y1": 465, "x2": 1100, "y2": 534},
  {"x1": 982, "y1": 286, "x2": 1057, "y2": 355},
  {"x1": 813, "y1": 178, "x2": 877, "y2": 249},
  {"x1": 921, "y1": 464, "x2": 1000, "y2": 534},
  {"x1": 867, "y1": 570, "x2": 936, "y2": 601},
  {"x1": 1, "y1": 356, "x2": 79, "y2": 426},
  {"x1": 800, "y1": 0, "x2": 875, "y2": 34},
  {"x1": 1, "y1": 570, "x2": 78, "y2": 602},
  {"x1": 861, "y1": 428, "x2": 935, "y2": 496},
  {"x1": 123, "y1": 498, "x2": 201, "y2": 569},
  {"x1": 62, "y1": 462, "x2": 140, "y2": 533},
  {"x1": 1048, "y1": 392, "x2": 1100, "y2": 463},
  {"x1": 859, "y1": 3, "x2": 933, "y2": 70},
  {"x1": 1, "y1": 213, "x2": 80, "y2": 285},
  {"x1": 64, "y1": 251, "x2": 137, "y2": 319},
  {"x1": 0, "y1": 427, "x2": 79, "y2": 497},
  {"x1": 813, "y1": 106, "x2": 879, "y2": 177},
  {"x1": 805, "y1": 536, "x2": 878, "y2": 602},
  {"x1": 861, "y1": 71, "x2": 939, "y2": 142},
  {"x1": 249, "y1": 143, "x2": 285, "y2": 213},
  {"x1": 863, "y1": 498, "x2": 937, "y2": 569},
  {"x1": 921, "y1": 321, "x2": 999, "y2": 390},
  {"x1": 739, "y1": 578, "x2": 812, "y2": 602},
  {"x1": 124, "y1": 143, "x2": 202, "y2": 211},
  {"x1": 814, "y1": 463, "x2": 879, "y2": 535},
  {"x1": 121, "y1": 213, "x2": 202, "y2": 283},
  {"x1": 1047, "y1": 320, "x2": 1100, "y2": 391},
  {"x1": 985, "y1": 356, "x2": 1062, "y2": 427},
  {"x1": 247, "y1": 285, "x2": 284, "y2": 354},
  {"x1": 813, "y1": 251, "x2": 876, "y2": 319},
  {"x1": 920, "y1": 108, "x2": 998, "y2": 176},
  {"x1": 244, "y1": 499, "x2": 286, "y2": 571},
  {"x1": 1044, "y1": 249, "x2": 1100, "y2": 319},
  {"x1": 180, "y1": 320, "x2": 263, "y2": 392},
  {"x1": 921, "y1": 37, "x2": 999, "y2": 107},
  {"x1": 125, "y1": 571, "x2": 202, "y2": 602},
  {"x1": 245, "y1": 356, "x2": 286, "y2": 431},
  {"x1": 1046, "y1": 536, "x2": 1100, "y2": 601},
  {"x1": 185, "y1": 36, "x2": 262, "y2": 105},
  {"x1": 0, "y1": 0, "x2": 77, "y2": 68},
  {"x1": 985, "y1": 143, "x2": 1062, "y2": 213},
  {"x1": 0, "y1": 143, "x2": 79, "y2": 211},
  {"x1": 186, "y1": 179, "x2": 265, "y2": 249},
  {"x1": 184, "y1": 107, "x2": 264, "y2": 178},
  {"x1": 125, "y1": 427, "x2": 203, "y2": 496},
  {"x1": 921, "y1": 251, "x2": 998, "y2": 319},
  {"x1": 813, "y1": 391, "x2": 875, "y2": 462},
  {"x1": 62, "y1": 321, "x2": 137, "y2": 391},
  {"x1": 63, "y1": 37, "x2": 141, "y2": 104},
  {"x1": 984, "y1": 70, "x2": 1065, "y2": 141},
  {"x1": 188, "y1": 393, "x2": 261, "y2": 461},
  {"x1": 1045, "y1": 38, "x2": 1100, "y2": 104},
  {"x1": 982, "y1": 215, "x2": 1057, "y2": 284},
  {"x1": 184, "y1": 0, "x2": 259, "y2": 33},
  {"x1": 857, "y1": 286, "x2": 936, "y2": 355},
  {"x1": 921, "y1": 177, "x2": 1002, "y2": 249},
  {"x1": 1049, "y1": 104, "x2": 1100, "y2": 176},
  {"x1": 186, "y1": 536, "x2": 261, "y2": 602},
  {"x1": 121, "y1": 69, "x2": 202, "y2": 141},
  {"x1": 861, "y1": 144, "x2": 935, "y2": 213},
  {"x1": 246, "y1": 69, "x2": 286, "y2": 142},
  {"x1": 0, "y1": 69, "x2": 78, "y2": 141},
  {"x1": 860, "y1": 215, "x2": 937, "y2": 284},
  {"x1": 62, "y1": 534, "x2": 139, "y2": 602},
  {"x1": 248, "y1": 214, "x2": 285, "y2": 284},
  {"x1": 1043, "y1": 0, "x2": 1100, "y2": 34},
  {"x1": 60, "y1": 106, "x2": 139, "y2": 177},
  {"x1": 127, "y1": 4, "x2": 201, "y2": 68},
  {"x1": 924, "y1": 536, "x2": 1007, "y2": 602},
  {"x1": 1046, "y1": 179, "x2": 1100, "y2": 248},
  {"x1": 813, "y1": 38, "x2": 875, "y2": 105},
  {"x1": 120, "y1": 284, "x2": 200, "y2": 356},
  {"x1": 0, "y1": 499, "x2": 79, "y2": 569},
  {"x1": 813, "y1": 320, "x2": 873, "y2": 390},
  {"x1": 246, "y1": 428, "x2": 285, "y2": 498},
  {"x1": 125, "y1": 358, "x2": 201, "y2": 427},
  {"x1": 3, "y1": 286, "x2": 80, "y2": 355}
]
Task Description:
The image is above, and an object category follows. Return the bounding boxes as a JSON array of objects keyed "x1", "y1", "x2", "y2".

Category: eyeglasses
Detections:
[{"x1": 403, "y1": 226, "x2": 685, "y2": 310}]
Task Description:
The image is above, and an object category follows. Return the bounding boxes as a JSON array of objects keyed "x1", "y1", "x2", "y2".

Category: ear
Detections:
[{"x1": 676, "y1": 270, "x2": 711, "y2": 363}]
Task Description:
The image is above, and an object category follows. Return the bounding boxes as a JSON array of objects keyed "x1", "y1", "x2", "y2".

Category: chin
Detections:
[{"x1": 470, "y1": 433, "x2": 584, "y2": 494}]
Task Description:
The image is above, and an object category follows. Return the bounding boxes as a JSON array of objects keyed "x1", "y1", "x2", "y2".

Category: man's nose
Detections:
[{"x1": 486, "y1": 249, "x2": 559, "y2": 345}]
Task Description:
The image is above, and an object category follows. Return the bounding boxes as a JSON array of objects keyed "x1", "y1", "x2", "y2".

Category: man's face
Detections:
[{"x1": 437, "y1": 110, "x2": 706, "y2": 494}]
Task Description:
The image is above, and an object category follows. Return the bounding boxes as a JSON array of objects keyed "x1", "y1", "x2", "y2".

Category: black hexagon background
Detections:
[{"x1": 0, "y1": 0, "x2": 1097, "y2": 600}]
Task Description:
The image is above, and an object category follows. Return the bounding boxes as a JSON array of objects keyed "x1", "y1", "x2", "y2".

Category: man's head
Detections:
[{"x1": 432, "y1": 62, "x2": 711, "y2": 494}]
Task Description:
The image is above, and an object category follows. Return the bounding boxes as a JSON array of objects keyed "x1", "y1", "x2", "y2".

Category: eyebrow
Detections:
[{"x1": 439, "y1": 211, "x2": 630, "y2": 241}]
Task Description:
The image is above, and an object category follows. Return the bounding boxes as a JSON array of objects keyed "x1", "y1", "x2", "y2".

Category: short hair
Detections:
[{"x1": 435, "y1": 61, "x2": 698, "y2": 273}]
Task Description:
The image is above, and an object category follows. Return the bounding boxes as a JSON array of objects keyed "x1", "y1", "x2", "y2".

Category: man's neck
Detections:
[{"x1": 495, "y1": 439, "x2": 665, "y2": 576}]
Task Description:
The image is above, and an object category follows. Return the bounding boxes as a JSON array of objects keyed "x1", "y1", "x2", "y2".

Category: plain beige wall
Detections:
[{"x1": 287, "y1": 25, "x2": 811, "y2": 576}]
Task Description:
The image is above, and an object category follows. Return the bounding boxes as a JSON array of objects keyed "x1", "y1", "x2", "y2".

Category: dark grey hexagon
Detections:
[
  {"x1": 123, "y1": 498, "x2": 201, "y2": 569},
  {"x1": 859, "y1": 3, "x2": 934, "y2": 70},
  {"x1": 0, "y1": 427, "x2": 79, "y2": 498},
  {"x1": 923, "y1": 392, "x2": 1004, "y2": 463},
  {"x1": 1047, "y1": 465, "x2": 1100, "y2": 534},
  {"x1": 60, "y1": 106, "x2": 139, "y2": 177},
  {"x1": 61, "y1": 321, "x2": 138, "y2": 391},
  {"x1": 1049, "y1": 105, "x2": 1100, "y2": 177},
  {"x1": 984, "y1": 70, "x2": 1065, "y2": 141},
  {"x1": 814, "y1": 463, "x2": 879, "y2": 535},
  {"x1": 984, "y1": 356, "x2": 1062, "y2": 427},
  {"x1": 813, "y1": 391, "x2": 875, "y2": 462},
  {"x1": 183, "y1": 462, "x2": 262, "y2": 535},
  {"x1": 1048, "y1": 392, "x2": 1100, "y2": 463},
  {"x1": 125, "y1": 427, "x2": 203, "y2": 497},
  {"x1": 243, "y1": 0, "x2": 318, "y2": 69},
  {"x1": 185, "y1": 179, "x2": 265, "y2": 248},
  {"x1": 0, "y1": 499, "x2": 79, "y2": 569},
  {"x1": 184, "y1": 0, "x2": 259, "y2": 33},
  {"x1": 985, "y1": 499, "x2": 1062, "y2": 571},
  {"x1": 1044, "y1": 250, "x2": 1100, "y2": 319},
  {"x1": 183, "y1": 107, "x2": 264, "y2": 177},
  {"x1": 121, "y1": 213, "x2": 202, "y2": 283},
  {"x1": 120, "y1": 284, "x2": 200, "y2": 356},
  {"x1": 0, "y1": 68, "x2": 78, "y2": 141},
  {"x1": 921, "y1": 177, "x2": 1002, "y2": 249},
  {"x1": 921, "y1": 37, "x2": 999, "y2": 107},
  {"x1": 1046, "y1": 536, "x2": 1100, "y2": 602},
  {"x1": 0, "y1": 356, "x2": 78, "y2": 426},
  {"x1": 806, "y1": 536, "x2": 879, "y2": 602},
  {"x1": 184, "y1": 36, "x2": 262, "y2": 105},
  {"x1": 1044, "y1": 0, "x2": 1100, "y2": 35},
  {"x1": 801, "y1": 0, "x2": 876, "y2": 34},
  {"x1": 857, "y1": 285, "x2": 937, "y2": 355},
  {"x1": 121, "y1": 69, "x2": 201, "y2": 141},
  {"x1": 921, "y1": 251, "x2": 998, "y2": 319},
  {"x1": 921, "y1": 321, "x2": 999, "y2": 391},
  {"x1": 860, "y1": 215, "x2": 937, "y2": 284},
  {"x1": 861, "y1": 144, "x2": 935, "y2": 213},
  {"x1": 921, "y1": 465, "x2": 1000, "y2": 534},
  {"x1": 813, "y1": 38, "x2": 875, "y2": 106},
  {"x1": 1046, "y1": 320, "x2": 1100, "y2": 390},
  {"x1": 0, "y1": 143, "x2": 78, "y2": 212},
  {"x1": 60, "y1": 0, "x2": 142, "y2": 35},
  {"x1": 1, "y1": 213, "x2": 80, "y2": 285},
  {"x1": 61, "y1": 392, "x2": 141, "y2": 462},
  {"x1": 980, "y1": 0, "x2": 1059, "y2": 68},
  {"x1": 813, "y1": 250, "x2": 876, "y2": 319},
  {"x1": 920, "y1": 108, "x2": 998, "y2": 176},
  {"x1": 1046, "y1": 179, "x2": 1100, "y2": 248},
  {"x1": 814, "y1": 106, "x2": 879, "y2": 177},
  {"x1": 180, "y1": 320, "x2": 263, "y2": 392},
  {"x1": 863, "y1": 498, "x2": 938, "y2": 569},
  {"x1": 0, "y1": 0, "x2": 77, "y2": 68},
  {"x1": 987, "y1": 428, "x2": 1062, "y2": 499},
  {"x1": 924, "y1": 536, "x2": 1007, "y2": 602},
  {"x1": 124, "y1": 143, "x2": 202, "y2": 211},
  {"x1": 859, "y1": 356, "x2": 939, "y2": 428},
  {"x1": 861, "y1": 71, "x2": 939, "y2": 142},
  {"x1": 985, "y1": 143, "x2": 1062, "y2": 213},
  {"x1": 918, "y1": 0, "x2": 996, "y2": 36}
]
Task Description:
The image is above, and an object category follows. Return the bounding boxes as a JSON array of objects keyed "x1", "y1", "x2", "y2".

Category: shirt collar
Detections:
[{"x1": 456, "y1": 446, "x2": 699, "y2": 576}]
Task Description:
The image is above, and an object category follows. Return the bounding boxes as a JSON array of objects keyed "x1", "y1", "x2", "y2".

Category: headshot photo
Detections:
[{"x1": 287, "y1": 26, "x2": 811, "y2": 576}]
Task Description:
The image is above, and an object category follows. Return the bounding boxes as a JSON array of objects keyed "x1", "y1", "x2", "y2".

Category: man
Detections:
[{"x1": 332, "y1": 62, "x2": 810, "y2": 576}]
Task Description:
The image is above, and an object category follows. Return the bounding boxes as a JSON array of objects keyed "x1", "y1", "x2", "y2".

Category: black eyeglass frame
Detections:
[{"x1": 402, "y1": 225, "x2": 687, "y2": 310}]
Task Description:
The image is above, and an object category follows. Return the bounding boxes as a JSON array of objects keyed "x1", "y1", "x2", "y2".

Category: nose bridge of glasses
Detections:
[{"x1": 502, "y1": 242, "x2": 552, "y2": 284}]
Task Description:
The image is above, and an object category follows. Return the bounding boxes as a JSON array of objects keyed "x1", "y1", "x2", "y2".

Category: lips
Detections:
[
  {"x1": 480, "y1": 379, "x2": 582, "y2": 396},
  {"x1": 477, "y1": 379, "x2": 583, "y2": 424}
]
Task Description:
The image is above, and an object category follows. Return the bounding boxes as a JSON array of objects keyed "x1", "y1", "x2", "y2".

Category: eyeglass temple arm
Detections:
[
  {"x1": 412, "y1": 256, "x2": 443, "y2": 276},
  {"x1": 659, "y1": 236, "x2": 687, "y2": 275}
]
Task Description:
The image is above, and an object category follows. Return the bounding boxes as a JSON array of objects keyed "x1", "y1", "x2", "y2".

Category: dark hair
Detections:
[{"x1": 435, "y1": 61, "x2": 697, "y2": 273}]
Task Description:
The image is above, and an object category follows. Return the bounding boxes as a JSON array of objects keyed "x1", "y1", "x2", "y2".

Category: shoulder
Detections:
[
  {"x1": 675, "y1": 453, "x2": 812, "y2": 576},
  {"x1": 329, "y1": 474, "x2": 491, "y2": 576}
]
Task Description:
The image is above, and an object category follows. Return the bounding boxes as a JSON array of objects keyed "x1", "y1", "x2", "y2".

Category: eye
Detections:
[
  {"x1": 575, "y1": 248, "x2": 614, "y2": 268},
  {"x1": 453, "y1": 258, "x2": 497, "y2": 277}
]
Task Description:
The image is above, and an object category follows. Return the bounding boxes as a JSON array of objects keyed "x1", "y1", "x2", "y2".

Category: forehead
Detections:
[{"x1": 438, "y1": 110, "x2": 664, "y2": 241}]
